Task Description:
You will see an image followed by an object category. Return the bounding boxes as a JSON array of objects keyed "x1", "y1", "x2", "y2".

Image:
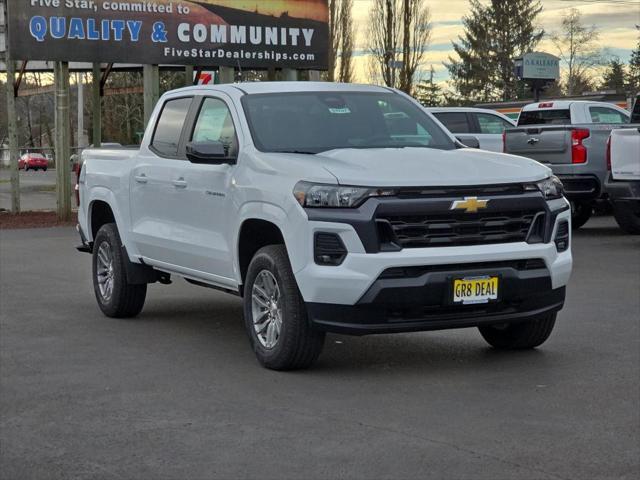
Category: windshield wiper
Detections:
[{"x1": 271, "y1": 149, "x2": 317, "y2": 155}]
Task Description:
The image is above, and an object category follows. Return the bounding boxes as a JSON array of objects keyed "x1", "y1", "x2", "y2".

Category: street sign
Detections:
[{"x1": 6, "y1": 0, "x2": 329, "y2": 69}]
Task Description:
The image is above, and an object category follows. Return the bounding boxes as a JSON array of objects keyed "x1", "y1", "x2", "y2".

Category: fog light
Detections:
[
  {"x1": 554, "y1": 221, "x2": 569, "y2": 252},
  {"x1": 314, "y1": 232, "x2": 347, "y2": 266}
]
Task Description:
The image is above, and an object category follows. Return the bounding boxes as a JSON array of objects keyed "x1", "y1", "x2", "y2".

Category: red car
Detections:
[{"x1": 19, "y1": 153, "x2": 48, "y2": 172}]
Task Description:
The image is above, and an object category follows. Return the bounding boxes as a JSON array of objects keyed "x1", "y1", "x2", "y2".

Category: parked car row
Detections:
[{"x1": 428, "y1": 97, "x2": 639, "y2": 234}]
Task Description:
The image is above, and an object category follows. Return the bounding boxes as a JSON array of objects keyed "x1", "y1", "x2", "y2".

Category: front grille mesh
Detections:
[{"x1": 378, "y1": 210, "x2": 542, "y2": 248}]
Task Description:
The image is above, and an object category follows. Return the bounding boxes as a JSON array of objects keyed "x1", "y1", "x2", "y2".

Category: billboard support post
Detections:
[
  {"x1": 4, "y1": 0, "x2": 20, "y2": 214},
  {"x1": 91, "y1": 63, "x2": 102, "y2": 147},
  {"x1": 4, "y1": 57, "x2": 20, "y2": 214},
  {"x1": 219, "y1": 66, "x2": 235, "y2": 84},
  {"x1": 143, "y1": 64, "x2": 159, "y2": 127},
  {"x1": 185, "y1": 66, "x2": 194, "y2": 87},
  {"x1": 54, "y1": 61, "x2": 72, "y2": 222},
  {"x1": 283, "y1": 69, "x2": 298, "y2": 81}
]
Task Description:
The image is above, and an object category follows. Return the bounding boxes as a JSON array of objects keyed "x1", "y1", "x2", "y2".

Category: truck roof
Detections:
[
  {"x1": 167, "y1": 81, "x2": 392, "y2": 96},
  {"x1": 521, "y1": 100, "x2": 607, "y2": 111}
]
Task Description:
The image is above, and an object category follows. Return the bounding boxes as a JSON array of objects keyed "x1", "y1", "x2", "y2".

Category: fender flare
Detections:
[{"x1": 233, "y1": 202, "x2": 305, "y2": 281}]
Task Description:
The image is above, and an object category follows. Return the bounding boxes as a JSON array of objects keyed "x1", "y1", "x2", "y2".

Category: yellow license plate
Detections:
[{"x1": 453, "y1": 276, "x2": 499, "y2": 304}]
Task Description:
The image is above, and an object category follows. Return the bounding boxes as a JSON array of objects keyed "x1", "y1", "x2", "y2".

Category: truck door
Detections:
[
  {"x1": 129, "y1": 96, "x2": 194, "y2": 264},
  {"x1": 171, "y1": 95, "x2": 238, "y2": 283}
]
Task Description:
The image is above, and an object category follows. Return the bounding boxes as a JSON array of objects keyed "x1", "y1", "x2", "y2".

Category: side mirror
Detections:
[
  {"x1": 186, "y1": 141, "x2": 235, "y2": 164},
  {"x1": 455, "y1": 135, "x2": 481, "y2": 149}
]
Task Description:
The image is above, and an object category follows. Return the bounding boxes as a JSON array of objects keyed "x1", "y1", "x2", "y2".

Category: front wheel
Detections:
[
  {"x1": 243, "y1": 245, "x2": 325, "y2": 370},
  {"x1": 570, "y1": 201, "x2": 592, "y2": 229},
  {"x1": 478, "y1": 313, "x2": 557, "y2": 349},
  {"x1": 92, "y1": 223, "x2": 147, "y2": 318}
]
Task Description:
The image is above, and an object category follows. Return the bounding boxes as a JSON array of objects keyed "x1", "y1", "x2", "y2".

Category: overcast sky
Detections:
[{"x1": 349, "y1": 0, "x2": 640, "y2": 85}]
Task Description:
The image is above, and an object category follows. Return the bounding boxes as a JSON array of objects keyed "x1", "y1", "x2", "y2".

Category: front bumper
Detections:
[
  {"x1": 308, "y1": 269, "x2": 565, "y2": 335},
  {"x1": 294, "y1": 191, "x2": 572, "y2": 334}
]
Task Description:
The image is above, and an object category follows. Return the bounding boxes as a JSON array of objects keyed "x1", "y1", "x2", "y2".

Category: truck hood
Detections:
[{"x1": 316, "y1": 147, "x2": 551, "y2": 187}]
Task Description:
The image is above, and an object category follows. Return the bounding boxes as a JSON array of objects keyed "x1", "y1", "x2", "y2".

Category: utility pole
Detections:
[
  {"x1": 54, "y1": 61, "x2": 72, "y2": 221},
  {"x1": 4, "y1": 0, "x2": 20, "y2": 213},
  {"x1": 91, "y1": 63, "x2": 102, "y2": 147}
]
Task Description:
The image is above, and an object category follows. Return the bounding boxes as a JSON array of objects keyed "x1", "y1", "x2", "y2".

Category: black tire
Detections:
[
  {"x1": 24, "y1": 167, "x2": 29, "y2": 172},
  {"x1": 92, "y1": 223, "x2": 147, "y2": 318},
  {"x1": 571, "y1": 201, "x2": 592, "y2": 229},
  {"x1": 612, "y1": 202, "x2": 640, "y2": 235},
  {"x1": 43, "y1": 168, "x2": 47, "y2": 172},
  {"x1": 478, "y1": 313, "x2": 557, "y2": 349},
  {"x1": 243, "y1": 245, "x2": 325, "y2": 370}
]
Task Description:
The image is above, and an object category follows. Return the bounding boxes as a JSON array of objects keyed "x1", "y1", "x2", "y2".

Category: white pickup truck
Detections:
[
  {"x1": 606, "y1": 125, "x2": 640, "y2": 233},
  {"x1": 77, "y1": 82, "x2": 572, "y2": 370}
]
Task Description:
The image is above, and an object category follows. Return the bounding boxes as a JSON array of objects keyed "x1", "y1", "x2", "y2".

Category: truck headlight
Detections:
[
  {"x1": 527, "y1": 176, "x2": 564, "y2": 200},
  {"x1": 293, "y1": 181, "x2": 395, "y2": 208}
]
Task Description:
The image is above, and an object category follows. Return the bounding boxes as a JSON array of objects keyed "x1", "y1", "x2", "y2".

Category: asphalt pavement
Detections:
[{"x1": 1, "y1": 216, "x2": 638, "y2": 480}]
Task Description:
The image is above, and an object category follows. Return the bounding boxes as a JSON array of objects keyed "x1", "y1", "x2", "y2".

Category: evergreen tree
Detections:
[
  {"x1": 628, "y1": 40, "x2": 640, "y2": 96},
  {"x1": 446, "y1": 0, "x2": 544, "y2": 102},
  {"x1": 415, "y1": 66, "x2": 442, "y2": 106},
  {"x1": 601, "y1": 58, "x2": 626, "y2": 93}
]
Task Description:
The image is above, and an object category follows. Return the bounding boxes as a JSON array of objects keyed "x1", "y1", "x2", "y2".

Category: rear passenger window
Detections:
[
  {"x1": 151, "y1": 97, "x2": 192, "y2": 157},
  {"x1": 589, "y1": 107, "x2": 628, "y2": 124},
  {"x1": 518, "y1": 109, "x2": 571, "y2": 126},
  {"x1": 475, "y1": 113, "x2": 513, "y2": 134},
  {"x1": 433, "y1": 112, "x2": 471, "y2": 133}
]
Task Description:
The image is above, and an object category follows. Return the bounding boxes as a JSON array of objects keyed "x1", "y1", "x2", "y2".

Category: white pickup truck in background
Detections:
[
  {"x1": 605, "y1": 98, "x2": 640, "y2": 234},
  {"x1": 77, "y1": 82, "x2": 572, "y2": 370},
  {"x1": 504, "y1": 100, "x2": 635, "y2": 229}
]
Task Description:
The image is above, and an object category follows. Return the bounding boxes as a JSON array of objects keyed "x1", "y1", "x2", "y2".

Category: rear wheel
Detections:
[
  {"x1": 612, "y1": 202, "x2": 640, "y2": 234},
  {"x1": 571, "y1": 201, "x2": 592, "y2": 229},
  {"x1": 92, "y1": 223, "x2": 147, "y2": 318},
  {"x1": 478, "y1": 313, "x2": 557, "y2": 349},
  {"x1": 243, "y1": 245, "x2": 325, "y2": 370}
]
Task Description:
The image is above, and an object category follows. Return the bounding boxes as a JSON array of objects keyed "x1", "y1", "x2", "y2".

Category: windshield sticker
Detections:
[{"x1": 329, "y1": 107, "x2": 351, "y2": 114}]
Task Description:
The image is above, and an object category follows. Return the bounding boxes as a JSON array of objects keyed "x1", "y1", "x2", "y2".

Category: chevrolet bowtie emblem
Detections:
[{"x1": 450, "y1": 196, "x2": 489, "y2": 213}]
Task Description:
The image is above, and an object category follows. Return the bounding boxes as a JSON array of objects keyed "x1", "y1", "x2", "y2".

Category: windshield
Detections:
[{"x1": 241, "y1": 91, "x2": 456, "y2": 154}]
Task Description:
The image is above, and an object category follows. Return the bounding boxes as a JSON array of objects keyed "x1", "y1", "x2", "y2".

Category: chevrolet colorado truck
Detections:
[
  {"x1": 77, "y1": 82, "x2": 572, "y2": 370},
  {"x1": 504, "y1": 100, "x2": 636, "y2": 229}
]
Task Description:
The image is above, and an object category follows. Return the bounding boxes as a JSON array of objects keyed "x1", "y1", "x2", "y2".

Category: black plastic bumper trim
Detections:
[
  {"x1": 557, "y1": 174, "x2": 601, "y2": 200},
  {"x1": 306, "y1": 261, "x2": 565, "y2": 335}
]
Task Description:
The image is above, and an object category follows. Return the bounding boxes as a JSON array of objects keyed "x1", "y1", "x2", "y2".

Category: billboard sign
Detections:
[
  {"x1": 7, "y1": 0, "x2": 329, "y2": 69},
  {"x1": 514, "y1": 52, "x2": 560, "y2": 80}
]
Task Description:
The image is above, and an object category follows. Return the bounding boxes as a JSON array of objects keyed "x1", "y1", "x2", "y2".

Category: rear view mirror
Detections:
[
  {"x1": 186, "y1": 141, "x2": 234, "y2": 164},
  {"x1": 455, "y1": 135, "x2": 481, "y2": 149}
]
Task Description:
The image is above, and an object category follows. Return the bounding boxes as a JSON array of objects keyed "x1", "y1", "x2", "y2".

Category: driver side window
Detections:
[{"x1": 191, "y1": 98, "x2": 238, "y2": 158}]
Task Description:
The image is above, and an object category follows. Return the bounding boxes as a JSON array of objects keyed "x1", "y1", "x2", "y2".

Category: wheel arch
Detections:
[{"x1": 237, "y1": 218, "x2": 286, "y2": 294}]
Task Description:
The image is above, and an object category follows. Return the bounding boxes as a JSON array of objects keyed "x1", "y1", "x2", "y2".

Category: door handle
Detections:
[
  {"x1": 172, "y1": 178, "x2": 187, "y2": 189},
  {"x1": 134, "y1": 174, "x2": 148, "y2": 184}
]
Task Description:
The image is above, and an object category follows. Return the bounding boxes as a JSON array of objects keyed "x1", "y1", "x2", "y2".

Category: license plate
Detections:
[{"x1": 453, "y1": 276, "x2": 499, "y2": 305}]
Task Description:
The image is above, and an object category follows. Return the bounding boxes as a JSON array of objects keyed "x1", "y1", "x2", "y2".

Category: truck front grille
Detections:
[{"x1": 378, "y1": 210, "x2": 543, "y2": 248}]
